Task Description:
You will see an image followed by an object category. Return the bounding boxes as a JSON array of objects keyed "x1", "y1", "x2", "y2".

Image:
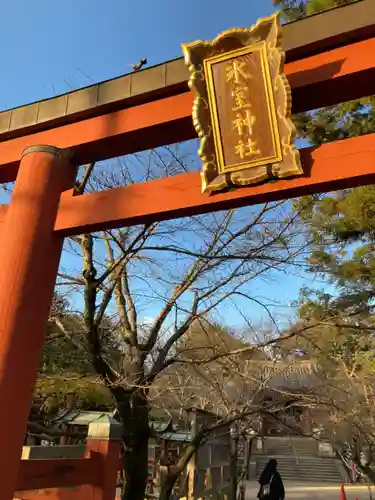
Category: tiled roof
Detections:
[{"x1": 246, "y1": 360, "x2": 321, "y2": 389}]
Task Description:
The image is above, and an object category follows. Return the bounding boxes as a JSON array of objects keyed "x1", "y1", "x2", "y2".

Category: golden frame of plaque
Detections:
[{"x1": 182, "y1": 12, "x2": 303, "y2": 194}]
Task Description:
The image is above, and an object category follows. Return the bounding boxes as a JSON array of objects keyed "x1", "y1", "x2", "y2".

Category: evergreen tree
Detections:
[
  {"x1": 277, "y1": 0, "x2": 375, "y2": 326},
  {"x1": 273, "y1": 0, "x2": 359, "y2": 21},
  {"x1": 275, "y1": 0, "x2": 375, "y2": 381}
]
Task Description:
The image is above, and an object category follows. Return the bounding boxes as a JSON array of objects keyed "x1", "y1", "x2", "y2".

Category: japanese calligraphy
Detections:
[
  {"x1": 235, "y1": 138, "x2": 260, "y2": 160},
  {"x1": 233, "y1": 110, "x2": 256, "y2": 136},
  {"x1": 182, "y1": 12, "x2": 303, "y2": 192},
  {"x1": 226, "y1": 60, "x2": 251, "y2": 85},
  {"x1": 232, "y1": 87, "x2": 250, "y2": 111},
  {"x1": 226, "y1": 56, "x2": 261, "y2": 161}
]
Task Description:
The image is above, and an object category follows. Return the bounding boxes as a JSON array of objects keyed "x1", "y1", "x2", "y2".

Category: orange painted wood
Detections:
[
  {"x1": 0, "y1": 92, "x2": 195, "y2": 184},
  {"x1": 85, "y1": 439, "x2": 122, "y2": 500},
  {"x1": 52, "y1": 133, "x2": 375, "y2": 236},
  {"x1": 16, "y1": 457, "x2": 99, "y2": 491},
  {"x1": 287, "y1": 36, "x2": 375, "y2": 112},
  {"x1": 0, "y1": 134, "x2": 374, "y2": 234},
  {"x1": 0, "y1": 148, "x2": 77, "y2": 500},
  {"x1": 286, "y1": 36, "x2": 375, "y2": 85},
  {"x1": 0, "y1": 37, "x2": 374, "y2": 183},
  {"x1": 14, "y1": 443, "x2": 125, "y2": 499},
  {"x1": 14, "y1": 487, "x2": 88, "y2": 500},
  {"x1": 0, "y1": 205, "x2": 7, "y2": 222}
]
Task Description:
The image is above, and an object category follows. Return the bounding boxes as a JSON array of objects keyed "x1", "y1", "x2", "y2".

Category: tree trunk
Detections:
[
  {"x1": 122, "y1": 435, "x2": 149, "y2": 500},
  {"x1": 159, "y1": 446, "x2": 198, "y2": 500},
  {"x1": 229, "y1": 427, "x2": 239, "y2": 500},
  {"x1": 159, "y1": 471, "x2": 178, "y2": 500},
  {"x1": 119, "y1": 391, "x2": 150, "y2": 500}
]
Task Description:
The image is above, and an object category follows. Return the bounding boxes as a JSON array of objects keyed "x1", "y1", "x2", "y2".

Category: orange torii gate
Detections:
[{"x1": 1, "y1": 1, "x2": 375, "y2": 498}]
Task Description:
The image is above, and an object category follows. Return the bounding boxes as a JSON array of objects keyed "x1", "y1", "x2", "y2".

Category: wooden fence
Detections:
[
  {"x1": 14, "y1": 415, "x2": 122, "y2": 500},
  {"x1": 13, "y1": 414, "x2": 233, "y2": 500}
]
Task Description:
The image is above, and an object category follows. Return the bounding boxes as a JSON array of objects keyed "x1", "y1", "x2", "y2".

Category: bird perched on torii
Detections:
[{"x1": 131, "y1": 57, "x2": 147, "y2": 72}]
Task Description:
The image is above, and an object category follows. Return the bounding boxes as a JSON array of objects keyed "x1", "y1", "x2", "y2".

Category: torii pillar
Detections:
[{"x1": 0, "y1": 145, "x2": 76, "y2": 500}]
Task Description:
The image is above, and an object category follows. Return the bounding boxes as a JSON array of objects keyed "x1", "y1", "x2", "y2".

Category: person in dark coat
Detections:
[{"x1": 257, "y1": 459, "x2": 285, "y2": 500}]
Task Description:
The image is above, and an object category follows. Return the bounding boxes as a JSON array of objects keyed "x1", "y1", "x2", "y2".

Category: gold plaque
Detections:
[{"x1": 182, "y1": 12, "x2": 302, "y2": 193}]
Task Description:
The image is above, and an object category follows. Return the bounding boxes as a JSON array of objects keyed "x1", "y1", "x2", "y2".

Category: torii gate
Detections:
[{"x1": 0, "y1": 1, "x2": 375, "y2": 498}]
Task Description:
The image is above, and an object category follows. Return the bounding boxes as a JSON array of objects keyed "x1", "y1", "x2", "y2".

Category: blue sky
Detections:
[
  {"x1": 0, "y1": 0, "x2": 333, "y2": 330},
  {"x1": 0, "y1": 0, "x2": 278, "y2": 109}
]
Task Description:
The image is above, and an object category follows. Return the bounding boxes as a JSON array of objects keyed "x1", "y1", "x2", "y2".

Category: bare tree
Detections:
[
  {"x1": 276, "y1": 312, "x2": 375, "y2": 481},
  {"x1": 46, "y1": 146, "x2": 309, "y2": 500}
]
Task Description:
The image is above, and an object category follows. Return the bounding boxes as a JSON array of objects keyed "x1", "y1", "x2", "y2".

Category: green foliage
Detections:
[
  {"x1": 36, "y1": 375, "x2": 113, "y2": 414},
  {"x1": 275, "y1": 0, "x2": 375, "y2": 380},
  {"x1": 292, "y1": 186, "x2": 375, "y2": 365},
  {"x1": 295, "y1": 184, "x2": 375, "y2": 310},
  {"x1": 287, "y1": 0, "x2": 375, "y2": 307},
  {"x1": 285, "y1": 1, "x2": 375, "y2": 146},
  {"x1": 272, "y1": 0, "x2": 305, "y2": 21},
  {"x1": 36, "y1": 295, "x2": 114, "y2": 413},
  {"x1": 273, "y1": 0, "x2": 359, "y2": 21},
  {"x1": 42, "y1": 316, "x2": 90, "y2": 375},
  {"x1": 294, "y1": 97, "x2": 375, "y2": 146},
  {"x1": 305, "y1": 0, "x2": 357, "y2": 15},
  {"x1": 298, "y1": 287, "x2": 373, "y2": 347}
]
